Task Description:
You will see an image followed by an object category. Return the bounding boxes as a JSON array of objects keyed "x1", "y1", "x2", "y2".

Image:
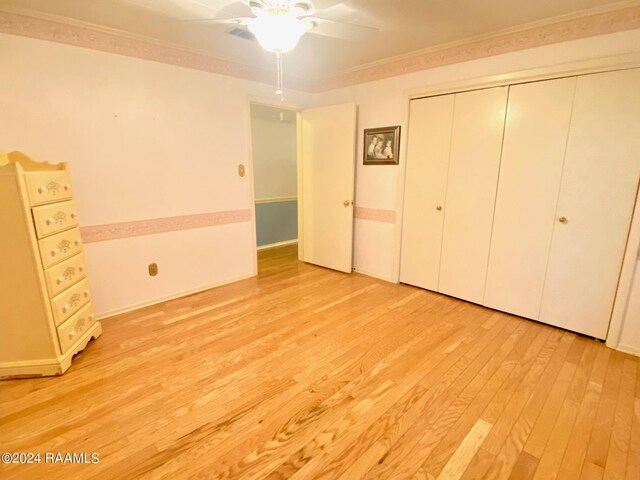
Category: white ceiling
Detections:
[{"x1": 1, "y1": 0, "x2": 635, "y2": 79}]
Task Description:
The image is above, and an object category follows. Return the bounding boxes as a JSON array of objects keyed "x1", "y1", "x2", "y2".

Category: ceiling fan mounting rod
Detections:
[{"x1": 275, "y1": 51, "x2": 284, "y2": 101}]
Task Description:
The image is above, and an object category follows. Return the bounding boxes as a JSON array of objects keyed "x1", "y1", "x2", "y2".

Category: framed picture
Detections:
[{"x1": 363, "y1": 126, "x2": 401, "y2": 165}]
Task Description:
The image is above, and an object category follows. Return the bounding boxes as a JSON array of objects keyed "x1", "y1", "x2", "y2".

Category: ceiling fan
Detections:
[
  {"x1": 192, "y1": 1, "x2": 379, "y2": 44},
  {"x1": 187, "y1": 0, "x2": 378, "y2": 99}
]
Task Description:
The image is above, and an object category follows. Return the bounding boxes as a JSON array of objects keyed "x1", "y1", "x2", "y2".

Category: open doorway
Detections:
[{"x1": 250, "y1": 103, "x2": 299, "y2": 272}]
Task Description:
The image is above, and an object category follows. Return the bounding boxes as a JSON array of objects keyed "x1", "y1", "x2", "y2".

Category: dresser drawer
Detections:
[
  {"x1": 50, "y1": 278, "x2": 91, "y2": 326},
  {"x1": 38, "y1": 228, "x2": 83, "y2": 269},
  {"x1": 44, "y1": 253, "x2": 88, "y2": 298},
  {"x1": 57, "y1": 302, "x2": 96, "y2": 353},
  {"x1": 32, "y1": 200, "x2": 79, "y2": 239},
  {"x1": 24, "y1": 170, "x2": 73, "y2": 206}
]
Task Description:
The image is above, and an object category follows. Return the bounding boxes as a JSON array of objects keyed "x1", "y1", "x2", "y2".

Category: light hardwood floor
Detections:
[{"x1": 1, "y1": 244, "x2": 638, "y2": 479}]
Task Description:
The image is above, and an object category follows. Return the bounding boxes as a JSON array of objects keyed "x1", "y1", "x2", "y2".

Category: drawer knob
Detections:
[
  {"x1": 71, "y1": 212, "x2": 77, "y2": 219},
  {"x1": 74, "y1": 240, "x2": 81, "y2": 246},
  {"x1": 64, "y1": 184, "x2": 70, "y2": 191},
  {"x1": 37, "y1": 187, "x2": 45, "y2": 194},
  {"x1": 79, "y1": 266, "x2": 85, "y2": 272},
  {"x1": 89, "y1": 314, "x2": 95, "y2": 321},
  {"x1": 50, "y1": 250, "x2": 57, "y2": 257},
  {"x1": 62, "y1": 306, "x2": 68, "y2": 313},
  {"x1": 68, "y1": 330, "x2": 75, "y2": 339},
  {"x1": 84, "y1": 290, "x2": 89, "y2": 297},
  {"x1": 46, "y1": 217, "x2": 54, "y2": 226},
  {"x1": 56, "y1": 278, "x2": 63, "y2": 285}
]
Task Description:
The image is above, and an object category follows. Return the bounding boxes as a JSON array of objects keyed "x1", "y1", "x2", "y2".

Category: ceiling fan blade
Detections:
[
  {"x1": 195, "y1": 0, "x2": 255, "y2": 15},
  {"x1": 182, "y1": 17, "x2": 250, "y2": 25},
  {"x1": 175, "y1": 0, "x2": 253, "y2": 22},
  {"x1": 306, "y1": 16, "x2": 378, "y2": 42}
]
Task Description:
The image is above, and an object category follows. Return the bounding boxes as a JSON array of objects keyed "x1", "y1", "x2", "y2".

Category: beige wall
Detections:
[
  {"x1": 0, "y1": 33, "x2": 310, "y2": 316},
  {"x1": 250, "y1": 104, "x2": 297, "y2": 200},
  {"x1": 310, "y1": 29, "x2": 640, "y2": 352}
]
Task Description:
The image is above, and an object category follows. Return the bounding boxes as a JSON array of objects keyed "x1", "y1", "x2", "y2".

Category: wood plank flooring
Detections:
[{"x1": 1, "y1": 244, "x2": 638, "y2": 479}]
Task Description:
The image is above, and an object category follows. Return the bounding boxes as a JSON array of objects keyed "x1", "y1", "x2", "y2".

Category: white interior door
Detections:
[
  {"x1": 299, "y1": 103, "x2": 357, "y2": 273},
  {"x1": 540, "y1": 69, "x2": 640, "y2": 338},
  {"x1": 484, "y1": 77, "x2": 576, "y2": 319},
  {"x1": 438, "y1": 87, "x2": 508, "y2": 304},
  {"x1": 400, "y1": 94, "x2": 455, "y2": 290}
]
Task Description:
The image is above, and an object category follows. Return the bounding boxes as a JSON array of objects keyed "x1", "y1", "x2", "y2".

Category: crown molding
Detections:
[
  {"x1": 0, "y1": 6, "x2": 313, "y2": 92},
  {"x1": 0, "y1": 4, "x2": 639, "y2": 94},
  {"x1": 312, "y1": 3, "x2": 640, "y2": 92}
]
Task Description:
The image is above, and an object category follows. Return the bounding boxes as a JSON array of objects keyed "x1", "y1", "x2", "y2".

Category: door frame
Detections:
[
  {"x1": 245, "y1": 95, "x2": 302, "y2": 275},
  {"x1": 393, "y1": 52, "x2": 640, "y2": 350}
]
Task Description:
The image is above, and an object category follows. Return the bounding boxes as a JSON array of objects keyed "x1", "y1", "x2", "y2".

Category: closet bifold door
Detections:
[
  {"x1": 400, "y1": 94, "x2": 455, "y2": 290},
  {"x1": 540, "y1": 68, "x2": 640, "y2": 339},
  {"x1": 438, "y1": 87, "x2": 508, "y2": 304},
  {"x1": 484, "y1": 77, "x2": 576, "y2": 319}
]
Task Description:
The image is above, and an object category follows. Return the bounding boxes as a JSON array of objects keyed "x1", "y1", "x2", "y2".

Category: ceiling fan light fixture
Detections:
[
  {"x1": 246, "y1": 12, "x2": 310, "y2": 53},
  {"x1": 244, "y1": 1, "x2": 315, "y2": 101}
]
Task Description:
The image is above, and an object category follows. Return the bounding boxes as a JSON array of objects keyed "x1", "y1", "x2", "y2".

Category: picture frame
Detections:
[{"x1": 363, "y1": 126, "x2": 401, "y2": 165}]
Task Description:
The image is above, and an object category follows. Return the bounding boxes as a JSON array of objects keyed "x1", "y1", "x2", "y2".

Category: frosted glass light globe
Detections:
[{"x1": 247, "y1": 14, "x2": 309, "y2": 53}]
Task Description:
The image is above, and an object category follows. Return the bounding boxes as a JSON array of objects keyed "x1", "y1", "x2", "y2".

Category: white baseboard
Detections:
[
  {"x1": 257, "y1": 239, "x2": 298, "y2": 251},
  {"x1": 615, "y1": 343, "x2": 640, "y2": 357},
  {"x1": 352, "y1": 268, "x2": 397, "y2": 283},
  {"x1": 96, "y1": 273, "x2": 255, "y2": 320}
]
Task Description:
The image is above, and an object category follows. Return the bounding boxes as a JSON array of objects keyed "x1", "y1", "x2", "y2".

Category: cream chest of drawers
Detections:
[{"x1": 0, "y1": 151, "x2": 102, "y2": 379}]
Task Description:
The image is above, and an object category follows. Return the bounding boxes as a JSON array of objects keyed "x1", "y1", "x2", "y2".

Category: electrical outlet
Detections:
[{"x1": 148, "y1": 263, "x2": 158, "y2": 276}]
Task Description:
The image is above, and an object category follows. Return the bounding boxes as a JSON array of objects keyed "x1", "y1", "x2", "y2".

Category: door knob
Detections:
[
  {"x1": 559, "y1": 216, "x2": 568, "y2": 224},
  {"x1": 436, "y1": 205, "x2": 443, "y2": 211},
  {"x1": 343, "y1": 200, "x2": 352, "y2": 207}
]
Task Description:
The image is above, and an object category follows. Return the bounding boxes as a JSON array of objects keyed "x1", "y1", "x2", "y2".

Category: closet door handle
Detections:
[
  {"x1": 558, "y1": 216, "x2": 568, "y2": 224},
  {"x1": 436, "y1": 205, "x2": 443, "y2": 211}
]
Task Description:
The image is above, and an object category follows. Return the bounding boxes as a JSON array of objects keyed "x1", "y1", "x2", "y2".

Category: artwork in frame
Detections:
[{"x1": 363, "y1": 126, "x2": 401, "y2": 165}]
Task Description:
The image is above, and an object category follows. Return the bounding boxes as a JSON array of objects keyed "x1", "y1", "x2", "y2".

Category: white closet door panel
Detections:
[
  {"x1": 400, "y1": 95, "x2": 455, "y2": 290},
  {"x1": 484, "y1": 77, "x2": 576, "y2": 319},
  {"x1": 439, "y1": 87, "x2": 508, "y2": 304},
  {"x1": 540, "y1": 69, "x2": 640, "y2": 338}
]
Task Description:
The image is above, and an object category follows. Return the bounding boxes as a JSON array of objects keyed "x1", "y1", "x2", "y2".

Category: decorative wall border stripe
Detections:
[
  {"x1": 255, "y1": 196, "x2": 297, "y2": 204},
  {"x1": 355, "y1": 207, "x2": 396, "y2": 224},
  {"x1": 313, "y1": 5, "x2": 640, "y2": 92},
  {"x1": 0, "y1": 9, "x2": 312, "y2": 92},
  {"x1": 80, "y1": 209, "x2": 252, "y2": 244}
]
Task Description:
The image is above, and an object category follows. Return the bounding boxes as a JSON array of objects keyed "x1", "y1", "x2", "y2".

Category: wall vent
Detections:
[{"x1": 227, "y1": 27, "x2": 255, "y2": 41}]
